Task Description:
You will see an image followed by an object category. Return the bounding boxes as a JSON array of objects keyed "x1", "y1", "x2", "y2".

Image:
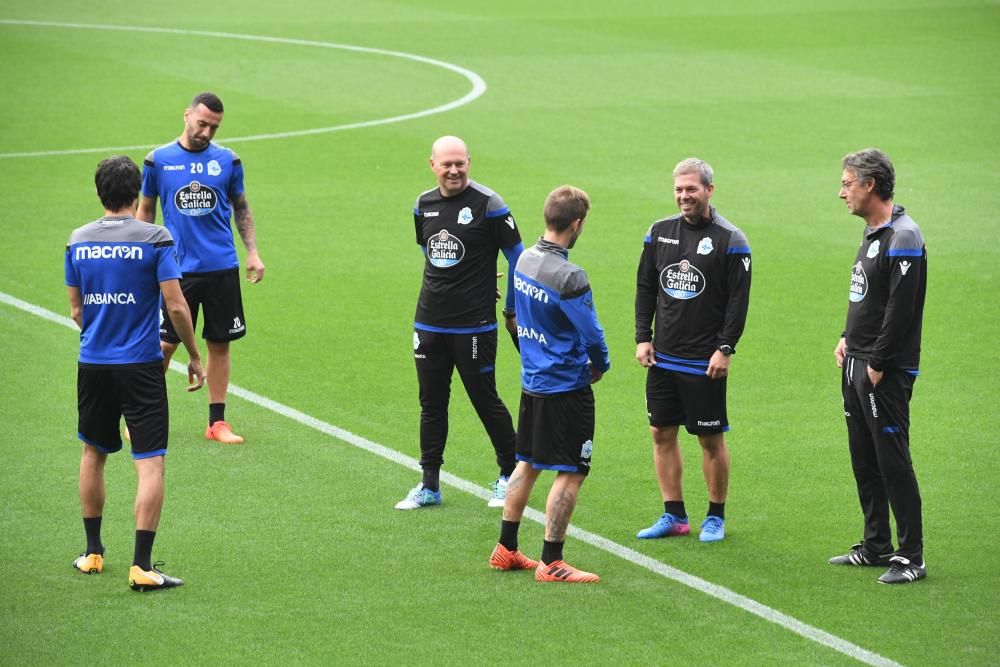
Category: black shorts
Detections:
[
  {"x1": 646, "y1": 366, "x2": 729, "y2": 435},
  {"x1": 516, "y1": 386, "x2": 594, "y2": 475},
  {"x1": 77, "y1": 362, "x2": 168, "y2": 459},
  {"x1": 161, "y1": 268, "x2": 246, "y2": 344}
]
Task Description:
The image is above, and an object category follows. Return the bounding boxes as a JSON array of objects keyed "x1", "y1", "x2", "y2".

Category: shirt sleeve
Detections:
[
  {"x1": 561, "y1": 289, "x2": 611, "y2": 373},
  {"x1": 413, "y1": 204, "x2": 424, "y2": 248},
  {"x1": 141, "y1": 150, "x2": 158, "y2": 198},
  {"x1": 561, "y1": 269, "x2": 611, "y2": 373},
  {"x1": 719, "y1": 230, "x2": 751, "y2": 347},
  {"x1": 154, "y1": 232, "x2": 182, "y2": 283},
  {"x1": 501, "y1": 243, "x2": 524, "y2": 311},
  {"x1": 489, "y1": 193, "x2": 521, "y2": 250},
  {"x1": 64, "y1": 245, "x2": 78, "y2": 287},
  {"x1": 634, "y1": 224, "x2": 658, "y2": 343},
  {"x1": 869, "y1": 229, "x2": 925, "y2": 370},
  {"x1": 228, "y1": 150, "x2": 246, "y2": 199}
]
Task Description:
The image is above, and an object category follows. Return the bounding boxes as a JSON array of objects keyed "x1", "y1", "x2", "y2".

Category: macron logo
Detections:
[
  {"x1": 900, "y1": 261, "x2": 911, "y2": 276},
  {"x1": 657, "y1": 237, "x2": 679, "y2": 245},
  {"x1": 75, "y1": 245, "x2": 144, "y2": 261},
  {"x1": 513, "y1": 275, "x2": 549, "y2": 303}
]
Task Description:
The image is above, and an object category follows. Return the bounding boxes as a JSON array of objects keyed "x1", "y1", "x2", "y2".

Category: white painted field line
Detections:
[
  {"x1": 0, "y1": 290, "x2": 901, "y2": 667},
  {"x1": 0, "y1": 20, "x2": 487, "y2": 159}
]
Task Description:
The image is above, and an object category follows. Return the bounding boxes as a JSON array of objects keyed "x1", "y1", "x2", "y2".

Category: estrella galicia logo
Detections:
[
  {"x1": 849, "y1": 261, "x2": 867, "y2": 302},
  {"x1": 660, "y1": 259, "x2": 706, "y2": 300},
  {"x1": 457, "y1": 206, "x2": 474, "y2": 225},
  {"x1": 174, "y1": 181, "x2": 218, "y2": 217},
  {"x1": 427, "y1": 229, "x2": 465, "y2": 268}
]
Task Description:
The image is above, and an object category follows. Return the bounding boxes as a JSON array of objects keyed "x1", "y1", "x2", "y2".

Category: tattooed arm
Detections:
[{"x1": 233, "y1": 192, "x2": 265, "y2": 283}]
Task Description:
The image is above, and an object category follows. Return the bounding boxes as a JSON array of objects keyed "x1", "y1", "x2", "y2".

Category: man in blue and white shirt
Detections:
[
  {"x1": 66, "y1": 155, "x2": 204, "y2": 591},
  {"x1": 137, "y1": 92, "x2": 265, "y2": 444},
  {"x1": 488, "y1": 185, "x2": 609, "y2": 583}
]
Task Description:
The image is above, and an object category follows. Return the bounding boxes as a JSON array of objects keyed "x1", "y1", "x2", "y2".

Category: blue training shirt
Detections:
[
  {"x1": 514, "y1": 239, "x2": 610, "y2": 395},
  {"x1": 142, "y1": 141, "x2": 245, "y2": 274},
  {"x1": 65, "y1": 216, "x2": 182, "y2": 365}
]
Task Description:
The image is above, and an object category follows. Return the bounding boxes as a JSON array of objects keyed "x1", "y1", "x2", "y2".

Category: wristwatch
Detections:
[
  {"x1": 717, "y1": 344, "x2": 735, "y2": 356},
  {"x1": 501, "y1": 308, "x2": 516, "y2": 320}
]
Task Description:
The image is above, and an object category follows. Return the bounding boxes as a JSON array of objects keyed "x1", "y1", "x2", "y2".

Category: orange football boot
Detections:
[
  {"x1": 205, "y1": 420, "x2": 244, "y2": 444},
  {"x1": 535, "y1": 560, "x2": 600, "y2": 583}
]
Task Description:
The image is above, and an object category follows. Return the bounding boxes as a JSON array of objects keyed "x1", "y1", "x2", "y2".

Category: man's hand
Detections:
[
  {"x1": 867, "y1": 365, "x2": 883, "y2": 387},
  {"x1": 495, "y1": 272, "x2": 503, "y2": 302},
  {"x1": 187, "y1": 358, "x2": 206, "y2": 392},
  {"x1": 246, "y1": 250, "x2": 265, "y2": 283},
  {"x1": 706, "y1": 349, "x2": 731, "y2": 380},
  {"x1": 834, "y1": 337, "x2": 847, "y2": 368},
  {"x1": 589, "y1": 364, "x2": 605, "y2": 384},
  {"x1": 635, "y1": 342, "x2": 655, "y2": 368}
]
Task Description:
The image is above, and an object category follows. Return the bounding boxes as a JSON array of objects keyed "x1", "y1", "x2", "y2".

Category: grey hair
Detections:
[
  {"x1": 673, "y1": 158, "x2": 713, "y2": 186},
  {"x1": 842, "y1": 148, "x2": 895, "y2": 200}
]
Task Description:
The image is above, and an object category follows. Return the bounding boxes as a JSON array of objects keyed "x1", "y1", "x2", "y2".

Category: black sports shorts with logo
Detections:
[
  {"x1": 516, "y1": 386, "x2": 595, "y2": 476},
  {"x1": 161, "y1": 268, "x2": 246, "y2": 344},
  {"x1": 77, "y1": 362, "x2": 168, "y2": 458},
  {"x1": 646, "y1": 366, "x2": 729, "y2": 435}
]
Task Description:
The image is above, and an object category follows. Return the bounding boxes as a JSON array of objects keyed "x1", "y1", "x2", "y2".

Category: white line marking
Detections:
[
  {"x1": 0, "y1": 290, "x2": 902, "y2": 667},
  {"x1": 0, "y1": 20, "x2": 487, "y2": 159}
]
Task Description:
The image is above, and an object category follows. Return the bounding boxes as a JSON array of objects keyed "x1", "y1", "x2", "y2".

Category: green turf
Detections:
[{"x1": 1, "y1": 1, "x2": 998, "y2": 665}]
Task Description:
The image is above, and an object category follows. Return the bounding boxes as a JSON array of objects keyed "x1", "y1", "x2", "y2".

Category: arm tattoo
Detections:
[{"x1": 233, "y1": 198, "x2": 258, "y2": 252}]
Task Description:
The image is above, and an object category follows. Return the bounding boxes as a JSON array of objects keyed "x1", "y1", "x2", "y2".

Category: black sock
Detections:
[
  {"x1": 421, "y1": 467, "x2": 440, "y2": 493},
  {"x1": 133, "y1": 529, "x2": 156, "y2": 571},
  {"x1": 209, "y1": 403, "x2": 226, "y2": 426},
  {"x1": 664, "y1": 500, "x2": 687, "y2": 519},
  {"x1": 541, "y1": 540, "x2": 564, "y2": 565},
  {"x1": 708, "y1": 501, "x2": 726, "y2": 520},
  {"x1": 499, "y1": 520, "x2": 520, "y2": 551},
  {"x1": 83, "y1": 516, "x2": 103, "y2": 555}
]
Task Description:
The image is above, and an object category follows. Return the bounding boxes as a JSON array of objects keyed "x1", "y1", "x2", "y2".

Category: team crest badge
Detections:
[
  {"x1": 207, "y1": 160, "x2": 222, "y2": 177},
  {"x1": 457, "y1": 206, "x2": 474, "y2": 225},
  {"x1": 580, "y1": 440, "x2": 593, "y2": 460},
  {"x1": 413, "y1": 332, "x2": 420, "y2": 350},
  {"x1": 697, "y1": 237, "x2": 714, "y2": 255},
  {"x1": 867, "y1": 240, "x2": 880, "y2": 259}
]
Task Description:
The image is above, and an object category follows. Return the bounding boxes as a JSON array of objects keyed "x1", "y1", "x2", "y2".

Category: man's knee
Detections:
[
  {"x1": 698, "y1": 432, "x2": 727, "y2": 456},
  {"x1": 651, "y1": 425, "x2": 679, "y2": 448}
]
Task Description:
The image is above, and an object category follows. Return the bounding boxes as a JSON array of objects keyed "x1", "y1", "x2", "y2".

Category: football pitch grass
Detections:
[{"x1": 1, "y1": 1, "x2": 997, "y2": 665}]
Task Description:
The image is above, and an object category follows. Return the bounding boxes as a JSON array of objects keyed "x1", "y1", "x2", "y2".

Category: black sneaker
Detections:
[
  {"x1": 828, "y1": 543, "x2": 893, "y2": 566},
  {"x1": 878, "y1": 556, "x2": 927, "y2": 584}
]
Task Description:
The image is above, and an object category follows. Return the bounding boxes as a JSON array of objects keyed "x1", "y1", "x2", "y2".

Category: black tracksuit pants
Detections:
[
  {"x1": 414, "y1": 328, "x2": 516, "y2": 475},
  {"x1": 841, "y1": 354, "x2": 923, "y2": 561}
]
